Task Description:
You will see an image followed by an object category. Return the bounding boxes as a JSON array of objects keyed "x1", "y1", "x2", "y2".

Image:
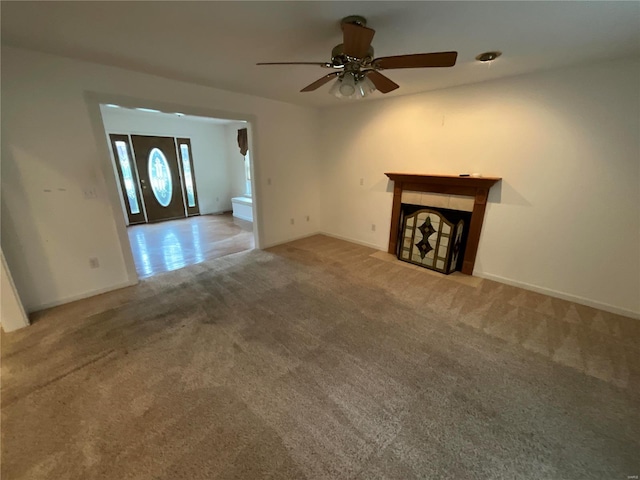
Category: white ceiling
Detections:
[{"x1": 2, "y1": 1, "x2": 639, "y2": 107}]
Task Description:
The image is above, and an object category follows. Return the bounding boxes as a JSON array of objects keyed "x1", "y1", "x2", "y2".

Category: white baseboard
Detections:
[
  {"x1": 476, "y1": 272, "x2": 640, "y2": 320},
  {"x1": 29, "y1": 278, "x2": 139, "y2": 314},
  {"x1": 27, "y1": 235, "x2": 639, "y2": 321},
  {"x1": 317, "y1": 231, "x2": 639, "y2": 320},
  {"x1": 203, "y1": 209, "x2": 232, "y2": 216},
  {"x1": 319, "y1": 232, "x2": 385, "y2": 251},
  {"x1": 261, "y1": 231, "x2": 322, "y2": 249}
]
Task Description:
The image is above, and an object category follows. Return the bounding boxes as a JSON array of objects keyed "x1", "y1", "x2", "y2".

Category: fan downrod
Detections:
[{"x1": 331, "y1": 16, "x2": 374, "y2": 68}]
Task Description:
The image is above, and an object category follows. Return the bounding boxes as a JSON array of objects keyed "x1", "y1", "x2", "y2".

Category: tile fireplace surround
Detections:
[{"x1": 385, "y1": 173, "x2": 501, "y2": 275}]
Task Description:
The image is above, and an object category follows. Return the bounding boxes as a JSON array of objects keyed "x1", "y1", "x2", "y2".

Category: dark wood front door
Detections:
[{"x1": 131, "y1": 135, "x2": 186, "y2": 223}]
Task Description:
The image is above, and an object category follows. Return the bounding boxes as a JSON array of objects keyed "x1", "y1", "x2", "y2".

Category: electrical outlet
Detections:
[
  {"x1": 267, "y1": 178, "x2": 272, "y2": 186},
  {"x1": 371, "y1": 224, "x2": 376, "y2": 232},
  {"x1": 306, "y1": 215, "x2": 310, "y2": 222},
  {"x1": 360, "y1": 178, "x2": 364, "y2": 186},
  {"x1": 89, "y1": 257, "x2": 100, "y2": 269},
  {"x1": 290, "y1": 218, "x2": 295, "y2": 225},
  {"x1": 216, "y1": 196, "x2": 219, "y2": 202}
]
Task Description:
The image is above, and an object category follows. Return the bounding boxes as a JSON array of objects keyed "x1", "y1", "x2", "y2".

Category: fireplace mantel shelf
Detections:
[
  {"x1": 385, "y1": 173, "x2": 502, "y2": 275},
  {"x1": 385, "y1": 173, "x2": 501, "y2": 189}
]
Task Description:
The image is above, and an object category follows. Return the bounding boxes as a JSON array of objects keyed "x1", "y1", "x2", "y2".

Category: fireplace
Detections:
[
  {"x1": 385, "y1": 173, "x2": 501, "y2": 275},
  {"x1": 398, "y1": 204, "x2": 470, "y2": 274}
]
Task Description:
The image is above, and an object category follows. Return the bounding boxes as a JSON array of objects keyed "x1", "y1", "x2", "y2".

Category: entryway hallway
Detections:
[{"x1": 127, "y1": 213, "x2": 253, "y2": 278}]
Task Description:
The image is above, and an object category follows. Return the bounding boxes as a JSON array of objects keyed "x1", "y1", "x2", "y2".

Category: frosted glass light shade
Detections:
[
  {"x1": 330, "y1": 73, "x2": 377, "y2": 99},
  {"x1": 329, "y1": 78, "x2": 341, "y2": 96},
  {"x1": 339, "y1": 74, "x2": 356, "y2": 96},
  {"x1": 358, "y1": 76, "x2": 376, "y2": 96},
  {"x1": 329, "y1": 75, "x2": 356, "y2": 99}
]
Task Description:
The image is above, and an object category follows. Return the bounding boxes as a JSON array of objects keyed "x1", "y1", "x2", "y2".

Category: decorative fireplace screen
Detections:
[{"x1": 398, "y1": 209, "x2": 464, "y2": 274}]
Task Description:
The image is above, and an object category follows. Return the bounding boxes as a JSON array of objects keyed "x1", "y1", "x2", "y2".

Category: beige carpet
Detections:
[{"x1": 2, "y1": 235, "x2": 639, "y2": 479}]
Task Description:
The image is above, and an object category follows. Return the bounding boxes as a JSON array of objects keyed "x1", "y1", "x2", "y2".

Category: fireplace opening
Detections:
[{"x1": 397, "y1": 204, "x2": 472, "y2": 274}]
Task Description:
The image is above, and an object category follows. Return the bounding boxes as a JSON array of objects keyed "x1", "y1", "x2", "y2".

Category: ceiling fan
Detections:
[{"x1": 257, "y1": 15, "x2": 458, "y2": 99}]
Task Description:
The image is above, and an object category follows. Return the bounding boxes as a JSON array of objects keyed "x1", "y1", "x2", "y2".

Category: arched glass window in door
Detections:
[{"x1": 148, "y1": 148, "x2": 173, "y2": 207}]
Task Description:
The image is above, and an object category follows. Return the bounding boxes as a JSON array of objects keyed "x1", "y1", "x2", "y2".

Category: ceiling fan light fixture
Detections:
[
  {"x1": 339, "y1": 73, "x2": 357, "y2": 96},
  {"x1": 330, "y1": 73, "x2": 357, "y2": 99},
  {"x1": 330, "y1": 73, "x2": 376, "y2": 100},
  {"x1": 329, "y1": 77, "x2": 342, "y2": 97},
  {"x1": 358, "y1": 76, "x2": 376, "y2": 96},
  {"x1": 258, "y1": 15, "x2": 459, "y2": 98}
]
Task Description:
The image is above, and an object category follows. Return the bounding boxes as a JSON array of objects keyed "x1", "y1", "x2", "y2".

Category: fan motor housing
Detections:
[{"x1": 331, "y1": 44, "x2": 374, "y2": 67}]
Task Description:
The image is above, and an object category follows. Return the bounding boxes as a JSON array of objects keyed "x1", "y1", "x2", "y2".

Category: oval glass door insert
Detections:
[{"x1": 148, "y1": 148, "x2": 173, "y2": 207}]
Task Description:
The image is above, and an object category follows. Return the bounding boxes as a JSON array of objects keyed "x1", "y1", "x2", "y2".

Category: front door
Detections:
[{"x1": 131, "y1": 135, "x2": 186, "y2": 223}]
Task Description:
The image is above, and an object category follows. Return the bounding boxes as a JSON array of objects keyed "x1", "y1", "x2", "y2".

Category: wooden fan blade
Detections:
[
  {"x1": 257, "y1": 62, "x2": 332, "y2": 67},
  {"x1": 366, "y1": 71, "x2": 399, "y2": 94},
  {"x1": 301, "y1": 72, "x2": 340, "y2": 92},
  {"x1": 342, "y1": 23, "x2": 375, "y2": 58},
  {"x1": 373, "y1": 52, "x2": 458, "y2": 70}
]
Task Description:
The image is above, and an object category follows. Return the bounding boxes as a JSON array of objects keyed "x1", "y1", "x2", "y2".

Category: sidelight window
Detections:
[
  {"x1": 179, "y1": 144, "x2": 196, "y2": 208},
  {"x1": 114, "y1": 141, "x2": 140, "y2": 214}
]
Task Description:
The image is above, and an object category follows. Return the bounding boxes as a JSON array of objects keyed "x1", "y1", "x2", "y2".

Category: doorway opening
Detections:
[{"x1": 100, "y1": 105, "x2": 256, "y2": 278}]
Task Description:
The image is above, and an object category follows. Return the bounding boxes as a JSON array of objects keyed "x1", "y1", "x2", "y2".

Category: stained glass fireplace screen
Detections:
[{"x1": 398, "y1": 208, "x2": 464, "y2": 274}]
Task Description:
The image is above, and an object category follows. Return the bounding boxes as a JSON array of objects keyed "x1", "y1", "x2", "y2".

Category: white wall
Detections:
[
  {"x1": 3, "y1": 45, "x2": 636, "y2": 318},
  {"x1": 319, "y1": 58, "x2": 640, "y2": 317},
  {"x1": 1, "y1": 46, "x2": 321, "y2": 312},
  {"x1": 100, "y1": 107, "x2": 245, "y2": 217},
  {"x1": 1, "y1": 250, "x2": 30, "y2": 332}
]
